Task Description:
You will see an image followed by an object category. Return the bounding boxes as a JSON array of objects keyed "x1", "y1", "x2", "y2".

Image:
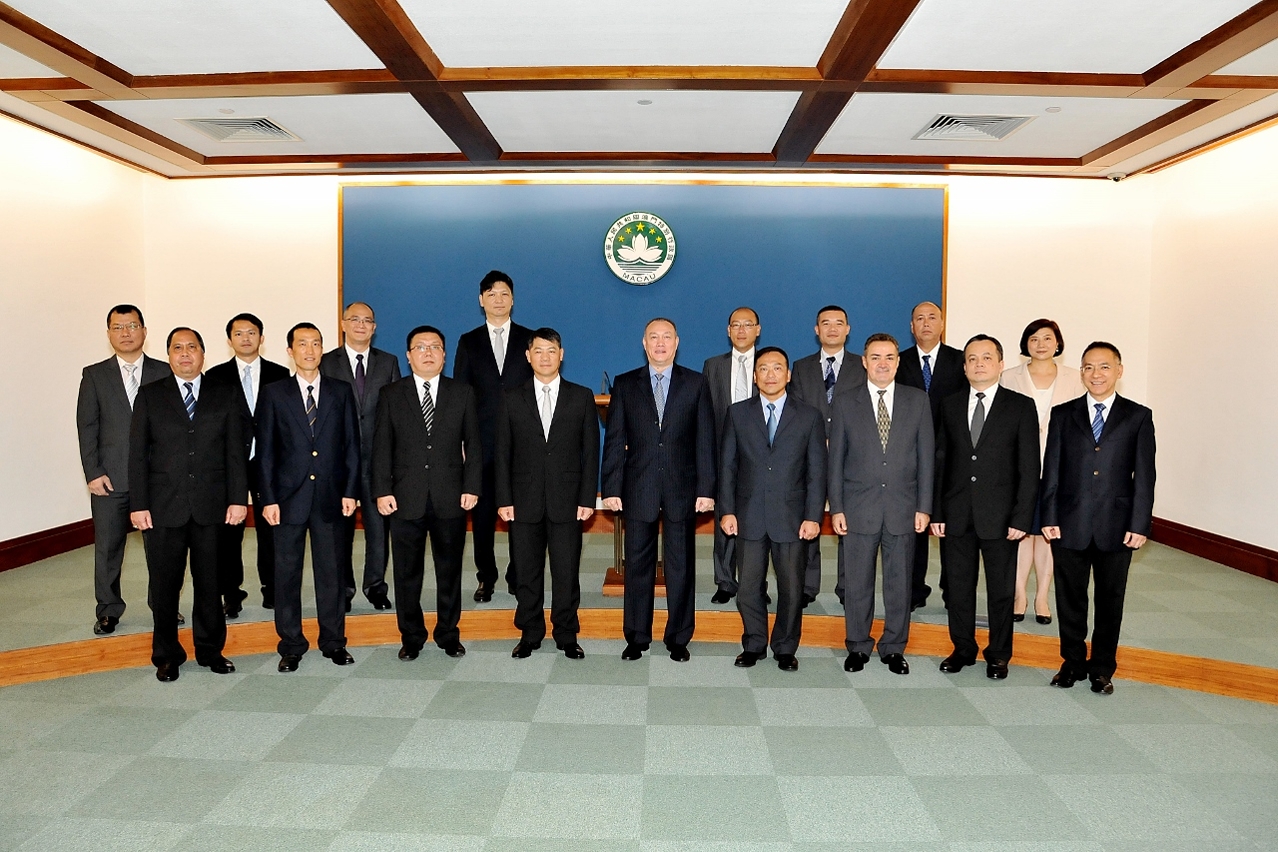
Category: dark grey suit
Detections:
[
  {"x1": 76, "y1": 354, "x2": 171, "y2": 620},
  {"x1": 321, "y1": 346, "x2": 401, "y2": 601},
  {"x1": 702, "y1": 350, "x2": 757, "y2": 595},
  {"x1": 719, "y1": 395, "x2": 826, "y2": 656},
  {"x1": 828, "y1": 382, "x2": 933, "y2": 658},
  {"x1": 788, "y1": 349, "x2": 867, "y2": 600}
]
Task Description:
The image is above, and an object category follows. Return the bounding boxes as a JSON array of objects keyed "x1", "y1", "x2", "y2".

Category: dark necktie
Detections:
[
  {"x1": 1092, "y1": 403, "x2": 1105, "y2": 442},
  {"x1": 421, "y1": 383, "x2": 435, "y2": 434},
  {"x1": 183, "y1": 382, "x2": 196, "y2": 421},
  {"x1": 824, "y1": 356, "x2": 836, "y2": 404},
  {"x1": 354, "y1": 353, "x2": 366, "y2": 401},
  {"x1": 922, "y1": 354, "x2": 933, "y2": 392},
  {"x1": 971, "y1": 391, "x2": 986, "y2": 446},
  {"x1": 305, "y1": 385, "x2": 317, "y2": 436},
  {"x1": 876, "y1": 389, "x2": 890, "y2": 451}
]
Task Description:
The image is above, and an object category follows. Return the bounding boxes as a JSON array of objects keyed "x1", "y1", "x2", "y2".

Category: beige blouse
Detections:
[{"x1": 999, "y1": 361, "x2": 1085, "y2": 459}]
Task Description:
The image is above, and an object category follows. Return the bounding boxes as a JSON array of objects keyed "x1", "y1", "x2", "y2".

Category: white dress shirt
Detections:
[
  {"x1": 487, "y1": 321, "x2": 511, "y2": 368},
  {"x1": 116, "y1": 355, "x2": 144, "y2": 386},
  {"x1": 534, "y1": 374, "x2": 561, "y2": 413},
  {"x1": 821, "y1": 348, "x2": 845, "y2": 380},
  {"x1": 1087, "y1": 392, "x2": 1115, "y2": 423},
  {"x1": 414, "y1": 372, "x2": 439, "y2": 409},
  {"x1": 295, "y1": 372, "x2": 321, "y2": 406},
  {"x1": 917, "y1": 344, "x2": 940, "y2": 372},
  {"x1": 867, "y1": 380, "x2": 896, "y2": 417},
  {"x1": 236, "y1": 356, "x2": 261, "y2": 409},
  {"x1": 344, "y1": 344, "x2": 370, "y2": 377},
  {"x1": 731, "y1": 347, "x2": 756, "y2": 404},
  {"x1": 967, "y1": 382, "x2": 999, "y2": 423}
]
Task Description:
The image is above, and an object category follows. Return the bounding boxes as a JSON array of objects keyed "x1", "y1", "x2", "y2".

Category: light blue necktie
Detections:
[
  {"x1": 654, "y1": 373, "x2": 666, "y2": 426},
  {"x1": 241, "y1": 364, "x2": 255, "y2": 412},
  {"x1": 1092, "y1": 403, "x2": 1105, "y2": 443},
  {"x1": 183, "y1": 382, "x2": 196, "y2": 421},
  {"x1": 766, "y1": 402, "x2": 777, "y2": 447}
]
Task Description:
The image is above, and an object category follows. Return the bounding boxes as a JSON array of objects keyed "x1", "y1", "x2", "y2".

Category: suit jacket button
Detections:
[
  {"x1": 309, "y1": 474, "x2": 316, "y2": 480},
  {"x1": 971, "y1": 455, "x2": 977, "y2": 461},
  {"x1": 425, "y1": 465, "x2": 430, "y2": 470},
  {"x1": 1095, "y1": 446, "x2": 1101, "y2": 452},
  {"x1": 426, "y1": 445, "x2": 432, "y2": 450},
  {"x1": 971, "y1": 476, "x2": 977, "y2": 482},
  {"x1": 1094, "y1": 470, "x2": 1100, "y2": 476},
  {"x1": 312, "y1": 450, "x2": 318, "y2": 457}
]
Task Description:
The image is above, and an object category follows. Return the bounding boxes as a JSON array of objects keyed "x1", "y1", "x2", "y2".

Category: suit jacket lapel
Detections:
[
  {"x1": 1100, "y1": 395, "x2": 1129, "y2": 442},
  {"x1": 164, "y1": 377, "x2": 189, "y2": 421},
  {"x1": 1071, "y1": 396, "x2": 1094, "y2": 440},
  {"x1": 769, "y1": 399, "x2": 795, "y2": 446},
  {"x1": 285, "y1": 381, "x2": 312, "y2": 435}
]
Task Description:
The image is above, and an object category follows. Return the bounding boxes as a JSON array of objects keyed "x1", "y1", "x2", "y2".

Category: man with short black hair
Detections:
[
  {"x1": 129, "y1": 327, "x2": 247, "y2": 682},
  {"x1": 454, "y1": 270, "x2": 535, "y2": 602},
  {"x1": 206, "y1": 312, "x2": 290, "y2": 615},
  {"x1": 77, "y1": 304, "x2": 171, "y2": 635},
  {"x1": 321, "y1": 301, "x2": 401, "y2": 612},
  {"x1": 1041, "y1": 342, "x2": 1155, "y2": 695}
]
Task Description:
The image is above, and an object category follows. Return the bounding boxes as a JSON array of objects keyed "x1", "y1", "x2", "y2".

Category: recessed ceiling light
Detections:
[
  {"x1": 637, "y1": 99, "x2": 653, "y2": 106},
  {"x1": 218, "y1": 108, "x2": 235, "y2": 114},
  {"x1": 1045, "y1": 106, "x2": 1062, "y2": 113}
]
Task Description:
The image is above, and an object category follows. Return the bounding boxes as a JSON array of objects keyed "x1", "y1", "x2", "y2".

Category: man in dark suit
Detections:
[
  {"x1": 931, "y1": 335, "x2": 1040, "y2": 679},
  {"x1": 701, "y1": 306, "x2": 761, "y2": 604},
  {"x1": 374, "y1": 325, "x2": 482, "y2": 661},
  {"x1": 789, "y1": 305, "x2": 867, "y2": 606},
  {"x1": 1042, "y1": 341, "x2": 1155, "y2": 695},
  {"x1": 830, "y1": 333, "x2": 933, "y2": 675},
  {"x1": 896, "y1": 300, "x2": 967, "y2": 611},
  {"x1": 77, "y1": 304, "x2": 171, "y2": 635},
  {"x1": 320, "y1": 301, "x2": 401, "y2": 612},
  {"x1": 496, "y1": 328, "x2": 600, "y2": 660},
  {"x1": 128, "y1": 327, "x2": 248, "y2": 682},
  {"x1": 257, "y1": 323, "x2": 362, "y2": 672},
  {"x1": 454, "y1": 270, "x2": 534, "y2": 602},
  {"x1": 602, "y1": 318, "x2": 716, "y2": 662},
  {"x1": 719, "y1": 347, "x2": 826, "y2": 671},
  {"x1": 205, "y1": 313, "x2": 290, "y2": 616}
]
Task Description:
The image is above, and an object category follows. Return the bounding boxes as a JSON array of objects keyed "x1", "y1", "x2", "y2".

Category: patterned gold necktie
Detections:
[{"x1": 876, "y1": 389, "x2": 890, "y2": 451}]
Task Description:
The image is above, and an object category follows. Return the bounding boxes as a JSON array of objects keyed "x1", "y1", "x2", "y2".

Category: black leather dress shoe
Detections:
[
  {"x1": 1089, "y1": 674, "x2": 1114, "y2": 695},
  {"x1": 911, "y1": 598, "x2": 929, "y2": 612},
  {"x1": 262, "y1": 594, "x2": 274, "y2": 610},
  {"x1": 176, "y1": 612, "x2": 185, "y2": 625},
  {"x1": 710, "y1": 589, "x2": 733, "y2": 604},
  {"x1": 324, "y1": 648, "x2": 355, "y2": 665},
  {"x1": 397, "y1": 645, "x2": 419, "y2": 661},
  {"x1": 986, "y1": 659, "x2": 1009, "y2": 680},
  {"x1": 939, "y1": 654, "x2": 977, "y2": 674},
  {"x1": 223, "y1": 602, "x2": 241, "y2": 620},
  {"x1": 93, "y1": 615, "x2": 118, "y2": 635},
  {"x1": 443, "y1": 642, "x2": 466, "y2": 658},
  {"x1": 344, "y1": 597, "x2": 353, "y2": 614},
  {"x1": 198, "y1": 656, "x2": 236, "y2": 675},
  {"x1": 278, "y1": 654, "x2": 301, "y2": 672},
  {"x1": 1050, "y1": 665, "x2": 1081, "y2": 688},
  {"x1": 802, "y1": 593, "x2": 816, "y2": 608},
  {"x1": 511, "y1": 640, "x2": 541, "y2": 659},
  {"x1": 155, "y1": 662, "x2": 180, "y2": 682},
  {"x1": 621, "y1": 643, "x2": 645, "y2": 661},
  {"x1": 1036, "y1": 614, "x2": 1053, "y2": 625},
  {"x1": 1012, "y1": 612, "x2": 1026, "y2": 622},
  {"x1": 775, "y1": 654, "x2": 798, "y2": 672},
  {"x1": 367, "y1": 592, "x2": 393, "y2": 611},
  {"x1": 668, "y1": 644, "x2": 691, "y2": 662},
  {"x1": 473, "y1": 583, "x2": 494, "y2": 603},
  {"x1": 734, "y1": 651, "x2": 762, "y2": 668},
  {"x1": 882, "y1": 653, "x2": 910, "y2": 675},
  {"x1": 844, "y1": 651, "x2": 870, "y2": 672},
  {"x1": 561, "y1": 643, "x2": 585, "y2": 660}
]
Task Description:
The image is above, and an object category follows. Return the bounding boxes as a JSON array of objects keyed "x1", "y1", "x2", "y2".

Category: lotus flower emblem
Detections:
[{"x1": 617, "y1": 231, "x2": 663, "y2": 264}]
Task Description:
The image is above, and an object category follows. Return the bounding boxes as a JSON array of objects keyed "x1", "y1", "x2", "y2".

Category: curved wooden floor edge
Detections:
[{"x1": 1, "y1": 610, "x2": 1275, "y2": 706}]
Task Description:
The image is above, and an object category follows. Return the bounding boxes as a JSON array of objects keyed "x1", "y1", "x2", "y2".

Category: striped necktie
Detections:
[
  {"x1": 183, "y1": 382, "x2": 196, "y2": 421},
  {"x1": 1092, "y1": 403, "x2": 1105, "y2": 442},
  {"x1": 124, "y1": 363, "x2": 139, "y2": 409},
  {"x1": 305, "y1": 385, "x2": 317, "y2": 436},
  {"x1": 824, "y1": 356, "x2": 836, "y2": 404},
  {"x1": 421, "y1": 383, "x2": 434, "y2": 433}
]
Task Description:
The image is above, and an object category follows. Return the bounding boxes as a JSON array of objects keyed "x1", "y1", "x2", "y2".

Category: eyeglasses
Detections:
[
  {"x1": 728, "y1": 322, "x2": 758, "y2": 330},
  {"x1": 110, "y1": 323, "x2": 142, "y2": 332},
  {"x1": 344, "y1": 317, "x2": 375, "y2": 326},
  {"x1": 410, "y1": 344, "x2": 444, "y2": 353}
]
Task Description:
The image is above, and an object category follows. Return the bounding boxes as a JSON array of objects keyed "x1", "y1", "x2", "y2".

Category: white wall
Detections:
[
  {"x1": 1146, "y1": 129, "x2": 1278, "y2": 550},
  {"x1": 0, "y1": 115, "x2": 147, "y2": 540}
]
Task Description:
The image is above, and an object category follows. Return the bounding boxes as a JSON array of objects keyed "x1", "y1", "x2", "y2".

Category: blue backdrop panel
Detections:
[{"x1": 341, "y1": 183, "x2": 945, "y2": 388}]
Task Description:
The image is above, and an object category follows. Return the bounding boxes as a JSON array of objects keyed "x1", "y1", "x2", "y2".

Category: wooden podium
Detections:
[{"x1": 595, "y1": 394, "x2": 666, "y2": 597}]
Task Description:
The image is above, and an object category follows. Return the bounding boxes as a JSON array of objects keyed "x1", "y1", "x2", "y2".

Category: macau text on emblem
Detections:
[{"x1": 603, "y1": 212, "x2": 676, "y2": 285}]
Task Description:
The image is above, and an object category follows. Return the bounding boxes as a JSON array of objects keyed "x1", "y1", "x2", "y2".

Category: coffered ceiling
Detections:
[{"x1": 2, "y1": 0, "x2": 1278, "y2": 179}]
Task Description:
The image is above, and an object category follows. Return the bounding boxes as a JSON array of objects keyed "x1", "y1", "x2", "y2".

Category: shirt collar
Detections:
[
  {"x1": 535, "y1": 374, "x2": 562, "y2": 393},
  {"x1": 761, "y1": 392, "x2": 786, "y2": 414},
  {"x1": 487, "y1": 320, "x2": 511, "y2": 335},
  {"x1": 1087, "y1": 392, "x2": 1115, "y2": 409},
  {"x1": 649, "y1": 364, "x2": 672, "y2": 380},
  {"x1": 732, "y1": 346, "x2": 756, "y2": 360},
  {"x1": 235, "y1": 355, "x2": 259, "y2": 372},
  {"x1": 821, "y1": 348, "x2": 844, "y2": 366},
  {"x1": 868, "y1": 380, "x2": 895, "y2": 396},
  {"x1": 970, "y1": 383, "x2": 998, "y2": 402},
  {"x1": 116, "y1": 354, "x2": 143, "y2": 371},
  {"x1": 345, "y1": 344, "x2": 369, "y2": 363},
  {"x1": 414, "y1": 372, "x2": 438, "y2": 393},
  {"x1": 918, "y1": 344, "x2": 940, "y2": 361},
  {"x1": 175, "y1": 374, "x2": 202, "y2": 393},
  {"x1": 296, "y1": 372, "x2": 320, "y2": 394}
]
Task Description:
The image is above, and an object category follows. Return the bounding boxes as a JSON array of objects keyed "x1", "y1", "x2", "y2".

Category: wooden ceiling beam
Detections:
[
  {"x1": 1081, "y1": 93, "x2": 1269, "y2": 168},
  {"x1": 0, "y1": 2, "x2": 135, "y2": 98},
  {"x1": 863, "y1": 68, "x2": 1146, "y2": 98},
  {"x1": 773, "y1": 0, "x2": 924, "y2": 165},
  {"x1": 1144, "y1": 0, "x2": 1278, "y2": 93},
  {"x1": 30, "y1": 100, "x2": 208, "y2": 170}
]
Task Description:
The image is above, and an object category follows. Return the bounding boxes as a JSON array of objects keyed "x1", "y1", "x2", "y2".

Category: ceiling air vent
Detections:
[
  {"x1": 912, "y1": 114, "x2": 1034, "y2": 142},
  {"x1": 177, "y1": 117, "x2": 301, "y2": 143}
]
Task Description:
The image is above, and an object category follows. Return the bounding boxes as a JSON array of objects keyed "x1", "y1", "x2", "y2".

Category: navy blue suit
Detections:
[
  {"x1": 256, "y1": 376, "x2": 361, "y2": 656},
  {"x1": 601, "y1": 364, "x2": 715, "y2": 649}
]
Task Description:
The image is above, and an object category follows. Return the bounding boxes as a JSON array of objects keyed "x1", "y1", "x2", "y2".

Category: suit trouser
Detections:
[
  {"x1": 1052, "y1": 540, "x2": 1132, "y2": 679},
  {"x1": 340, "y1": 469, "x2": 391, "y2": 600},
  {"x1": 711, "y1": 510, "x2": 738, "y2": 594},
  {"x1": 471, "y1": 462, "x2": 513, "y2": 589},
  {"x1": 911, "y1": 529, "x2": 945, "y2": 607},
  {"x1": 273, "y1": 506, "x2": 347, "y2": 656},
  {"x1": 803, "y1": 534, "x2": 844, "y2": 600},
  {"x1": 391, "y1": 503, "x2": 467, "y2": 651},
  {"x1": 737, "y1": 537, "x2": 804, "y2": 656},
  {"x1": 90, "y1": 490, "x2": 132, "y2": 619},
  {"x1": 842, "y1": 525, "x2": 915, "y2": 657},
  {"x1": 216, "y1": 465, "x2": 275, "y2": 606},
  {"x1": 624, "y1": 513, "x2": 696, "y2": 648},
  {"x1": 145, "y1": 520, "x2": 224, "y2": 667},
  {"x1": 511, "y1": 517, "x2": 582, "y2": 647},
  {"x1": 941, "y1": 529, "x2": 1017, "y2": 662}
]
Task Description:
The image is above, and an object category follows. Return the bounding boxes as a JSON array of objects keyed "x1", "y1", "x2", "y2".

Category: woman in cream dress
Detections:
[{"x1": 999, "y1": 319, "x2": 1084, "y2": 624}]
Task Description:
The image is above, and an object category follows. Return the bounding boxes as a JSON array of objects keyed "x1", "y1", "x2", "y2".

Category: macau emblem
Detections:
[{"x1": 603, "y1": 212, "x2": 676, "y2": 285}]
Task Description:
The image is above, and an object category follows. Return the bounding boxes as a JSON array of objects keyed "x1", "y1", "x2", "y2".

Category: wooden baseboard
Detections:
[
  {"x1": 0, "y1": 520, "x2": 94, "y2": 572},
  {"x1": 1150, "y1": 517, "x2": 1278, "y2": 582}
]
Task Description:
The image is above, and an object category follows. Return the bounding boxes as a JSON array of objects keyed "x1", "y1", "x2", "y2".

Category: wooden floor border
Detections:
[{"x1": 1, "y1": 609, "x2": 1275, "y2": 706}]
